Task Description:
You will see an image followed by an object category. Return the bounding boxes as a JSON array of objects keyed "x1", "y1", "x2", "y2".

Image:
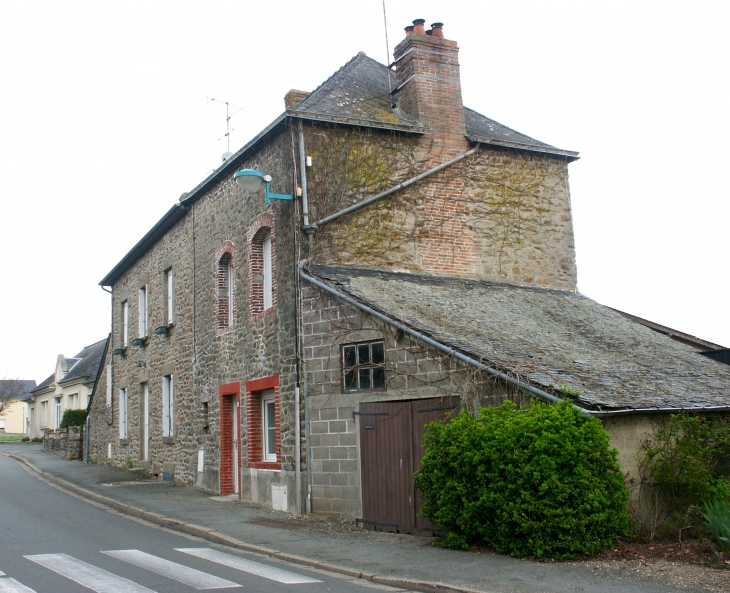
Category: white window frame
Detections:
[
  {"x1": 262, "y1": 390, "x2": 277, "y2": 462},
  {"x1": 263, "y1": 234, "x2": 273, "y2": 310},
  {"x1": 68, "y1": 393, "x2": 78, "y2": 410},
  {"x1": 122, "y1": 300, "x2": 130, "y2": 347},
  {"x1": 162, "y1": 374, "x2": 174, "y2": 438},
  {"x1": 55, "y1": 396, "x2": 62, "y2": 428},
  {"x1": 165, "y1": 268, "x2": 174, "y2": 325},
  {"x1": 106, "y1": 363, "x2": 112, "y2": 406},
  {"x1": 119, "y1": 388, "x2": 128, "y2": 439},
  {"x1": 138, "y1": 285, "x2": 149, "y2": 338}
]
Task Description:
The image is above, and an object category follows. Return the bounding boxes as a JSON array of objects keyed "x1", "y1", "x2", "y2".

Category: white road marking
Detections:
[
  {"x1": 0, "y1": 578, "x2": 38, "y2": 593},
  {"x1": 102, "y1": 550, "x2": 240, "y2": 590},
  {"x1": 24, "y1": 554, "x2": 156, "y2": 593},
  {"x1": 176, "y1": 548, "x2": 323, "y2": 584}
]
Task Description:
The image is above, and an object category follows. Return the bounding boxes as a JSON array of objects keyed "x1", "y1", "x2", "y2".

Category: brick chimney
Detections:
[
  {"x1": 284, "y1": 89, "x2": 311, "y2": 111},
  {"x1": 393, "y1": 20, "x2": 468, "y2": 158}
]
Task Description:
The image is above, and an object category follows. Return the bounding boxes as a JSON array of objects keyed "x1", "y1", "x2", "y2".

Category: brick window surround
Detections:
[
  {"x1": 247, "y1": 213, "x2": 277, "y2": 322},
  {"x1": 215, "y1": 240, "x2": 237, "y2": 335},
  {"x1": 219, "y1": 382, "x2": 241, "y2": 496},
  {"x1": 245, "y1": 375, "x2": 281, "y2": 470}
]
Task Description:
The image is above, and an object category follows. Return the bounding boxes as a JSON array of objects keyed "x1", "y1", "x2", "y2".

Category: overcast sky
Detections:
[{"x1": 1, "y1": 1, "x2": 728, "y2": 381}]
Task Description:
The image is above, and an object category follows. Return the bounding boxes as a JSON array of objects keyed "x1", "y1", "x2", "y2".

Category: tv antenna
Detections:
[{"x1": 208, "y1": 97, "x2": 246, "y2": 153}]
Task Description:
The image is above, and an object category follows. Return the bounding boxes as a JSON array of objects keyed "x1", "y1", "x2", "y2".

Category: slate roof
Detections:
[
  {"x1": 57, "y1": 338, "x2": 108, "y2": 386},
  {"x1": 293, "y1": 52, "x2": 422, "y2": 132},
  {"x1": 0, "y1": 380, "x2": 37, "y2": 402},
  {"x1": 32, "y1": 374, "x2": 55, "y2": 394},
  {"x1": 291, "y1": 52, "x2": 577, "y2": 158},
  {"x1": 307, "y1": 266, "x2": 730, "y2": 412},
  {"x1": 32, "y1": 338, "x2": 108, "y2": 395}
]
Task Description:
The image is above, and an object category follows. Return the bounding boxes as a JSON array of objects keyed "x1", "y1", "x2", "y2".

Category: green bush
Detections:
[
  {"x1": 60, "y1": 409, "x2": 88, "y2": 429},
  {"x1": 414, "y1": 400, "x2": 629, "y2": 559},
  {"x1": 704, "y1": 497, "x2": 730, "y2": 553},
  {"x1": 640, "y1": 414, "x2": 730, "y2": 524}
]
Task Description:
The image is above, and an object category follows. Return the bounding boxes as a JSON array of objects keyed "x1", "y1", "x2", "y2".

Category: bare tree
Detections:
[{"x1": 0, "y1": 378, "x2": 27, "y2": 417}]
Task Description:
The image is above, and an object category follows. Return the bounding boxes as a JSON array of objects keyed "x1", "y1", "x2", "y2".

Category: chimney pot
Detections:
[
  {"x1": 412, "y1": 19, "x2": 426, "y2": 35},
  {"x1": 431, "y1": 23, "x2": 444, "y2": 38},
  {"x1": 404, "y1": 25, "x2": 414, "y2": 36},
  {"x1": 426, "y1": 29, "x2": 432, "y2": 35}
]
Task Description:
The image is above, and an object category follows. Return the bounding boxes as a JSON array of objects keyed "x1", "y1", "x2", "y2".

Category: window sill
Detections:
[
  {"x1": 131, "y1": 337, "x2": 148, "y2": 347},
  {"x1": 162, "y1": 437, "x2": 175, "y2": 445},
  {"x1": 248, "y1": 461, "x2": 282, "y2": 471}
]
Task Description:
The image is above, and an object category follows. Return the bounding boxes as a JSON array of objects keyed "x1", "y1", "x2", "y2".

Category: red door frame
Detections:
[{"x1": 219, "y1": 382, "x2": 241, "y2": 497}]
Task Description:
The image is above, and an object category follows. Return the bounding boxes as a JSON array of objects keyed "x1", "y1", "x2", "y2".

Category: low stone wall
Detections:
[{"x1": 43, "y1": 427, "x2": 83, "y2": 460}]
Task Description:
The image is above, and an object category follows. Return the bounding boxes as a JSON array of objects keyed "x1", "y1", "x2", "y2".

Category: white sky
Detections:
[{"x1": 1, "y1": 1, "x2": 728, "y2": 382}]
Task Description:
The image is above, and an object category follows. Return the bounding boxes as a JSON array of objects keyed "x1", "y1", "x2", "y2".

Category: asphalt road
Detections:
[{"x1": 0, "y1": 455, "x2": 403, "y2": 593}]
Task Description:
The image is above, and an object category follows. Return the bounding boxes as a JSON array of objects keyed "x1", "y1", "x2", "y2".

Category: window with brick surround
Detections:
[
  {"x1": 247, "y1": 214, "x2": 276, "y2": 321},
  {"x1": 342, "y1": 340, "x2": 386, "y2": 392},
  {"x1": 245, "y1": 375, "x2": 280, "y2": 470},
  {"x1": 215, "y1": 242, "x2": 236, "y2": 333},
  {"x1": 263, "y1": 391, "x2": 276, "y2": 461}
]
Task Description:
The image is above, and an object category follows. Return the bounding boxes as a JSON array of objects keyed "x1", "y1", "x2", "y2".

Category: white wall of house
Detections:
[{"x1": 0, "y1": 399, "x2": 27, "y2": 434}]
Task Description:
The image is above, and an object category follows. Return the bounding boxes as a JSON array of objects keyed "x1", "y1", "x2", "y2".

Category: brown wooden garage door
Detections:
[{"x1": 358, "y1": 396, "x2": 460, "y2": 535}]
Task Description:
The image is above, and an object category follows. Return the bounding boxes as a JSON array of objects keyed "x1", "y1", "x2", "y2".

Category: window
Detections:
[
  {"x1": 263, "y1": 234, "x2": 273, "y2": 310},
  {"x1": 245, "y1": 375, "x2": 280, "y2": 470},
  {"x1": 119, "y1": 388, "x2": 127, "y2": 439},
  {"x1": 216, "y1": 251, "x2": 235, "y2": 331},
  {"x1": 138, "y1": 285, "x2": 149, "y2": 337},
  {"x1": 263, "y1": 391, "x2": 276, "y2": 461},
  {"x1": 106, "y1": 363, "x2": 112, "y2": 406},
  {"x1": 162, "y1": 374, "x2": 174, "y2": 437},
  {"x1": 164, "y1": 268, "x2": 174, "y2": 325},
  {"x1": 342, "y1": 340, "x2": 386, "y2": 392},
  {"x1": 247, "y1": 215, "x2": 276, "y2": 321},
  {"x1": 122, "y1": 300, "x2": 130, "y2": 347},
  {"x1": 68, "y1": 393, "x2": 78, "y2": 410},
  {"x1": 55, "y1": 397, "x2": 62, "y2": 428}
]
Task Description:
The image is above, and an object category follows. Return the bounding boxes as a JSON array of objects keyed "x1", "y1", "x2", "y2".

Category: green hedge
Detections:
[
  {"x1": 414, "y1": 400, "x2": 629, "y2": 559},
  {"x1": 60, "y1": 409, "x2": 88, "y2": 429}
]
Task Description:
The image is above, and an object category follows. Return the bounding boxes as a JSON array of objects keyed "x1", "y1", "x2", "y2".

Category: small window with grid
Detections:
[{"x1": 342, "y1": 340, "x2": 386, "y2": 392}]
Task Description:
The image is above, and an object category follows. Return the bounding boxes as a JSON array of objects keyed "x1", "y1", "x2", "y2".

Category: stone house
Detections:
[
  {"x1": 28, "y1": 338, "x2": 107, "y2": 439},
  {"x1": 88, "y1": 20, "x2": 730, "y2": 530}
]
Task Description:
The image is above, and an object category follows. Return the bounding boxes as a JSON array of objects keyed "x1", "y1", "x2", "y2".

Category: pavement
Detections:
[{"x1": 0, "y1": 442, "x2": 715, "y2": 593}]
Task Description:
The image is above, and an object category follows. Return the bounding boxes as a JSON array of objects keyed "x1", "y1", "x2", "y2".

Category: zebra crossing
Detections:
[{"x1": 0, "y1": 547, "x2": 322, "y2": 592}]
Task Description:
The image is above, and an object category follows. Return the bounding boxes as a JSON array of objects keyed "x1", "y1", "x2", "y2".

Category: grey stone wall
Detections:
[
  {"x1": 301, "y1": 282, "x2": 527, "y2": 520},
  {"x1": 43, "y1": 427, "x2": 82, "y2": 460},
  {"x1": 89, "y1": 128, "x2": 302, "y2": 510}
]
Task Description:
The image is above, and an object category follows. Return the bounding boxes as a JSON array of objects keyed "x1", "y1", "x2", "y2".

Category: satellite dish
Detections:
[{"x1": 221, "y1": 151, "x2": 234, "y2": 164}]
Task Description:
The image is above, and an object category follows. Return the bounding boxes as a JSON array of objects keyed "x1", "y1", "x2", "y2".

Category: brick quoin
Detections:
[
  {"x1": 219, "y1": 382, "x2": 241, "y2": 496},
  {"x1": 214, "y1": 240, "x2": 237, "y2": 335},
  {"x1": 245, "y1": 375, "x2": 281, "y2": 471}
]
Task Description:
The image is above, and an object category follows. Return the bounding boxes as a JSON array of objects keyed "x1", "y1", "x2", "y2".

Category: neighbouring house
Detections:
[
  {"x1": 28, "y1": 338, "x2": 108, "y2": 439},
  {"x1": 87, "y1": 20, "x2": 730, "y2": 531},
  {"x1": 0, "y1": 380, "x2": 36, "y2": 434}
]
